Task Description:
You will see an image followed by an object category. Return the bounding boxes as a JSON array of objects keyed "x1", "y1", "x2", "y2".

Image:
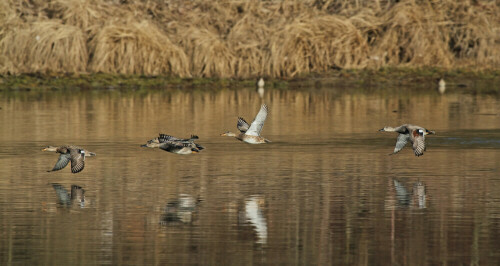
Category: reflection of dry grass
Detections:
[{"x1": 0, "y1": 0, "x2": 499, "y2": 77}]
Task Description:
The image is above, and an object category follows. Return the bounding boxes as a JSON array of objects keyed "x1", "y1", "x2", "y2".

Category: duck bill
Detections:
[
  {"x1": 426, "y1": 130, "x2": 436, "y2": 135},
  {"x1": 220, "y1": 133, "x2": 227, "y2": 136}
]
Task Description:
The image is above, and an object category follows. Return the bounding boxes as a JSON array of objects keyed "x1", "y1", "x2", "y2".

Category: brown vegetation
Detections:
[{"x1": 0, "y1": 0, "x2": 499, "y2": 78}]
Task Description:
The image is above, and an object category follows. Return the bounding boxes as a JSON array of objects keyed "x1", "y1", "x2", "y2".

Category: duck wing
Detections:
[
  {"x1": 49, "y1": 153, "x2": 71, "y2": 172},
  {"x1": 159, "y1": 142, "x2": 185, "y2": 152},
  {"x1": 237, "y1": 117, "x2": 250, "y2": 133},
  {"x1": 69, "y1": 149, "x2": 85, "y2": 173},
  {"x1": 245, "y1": 104, "x2": 269, "y2": 137},
  {"x1": 412, "y1": 134, "x2": 426, "y2": 157},
  {"x1": 158, "y1": 134, "x2": 183, "y2": 143},
  {"x1": 391, "y1": 133, "x2": 409, "y2": 155}
]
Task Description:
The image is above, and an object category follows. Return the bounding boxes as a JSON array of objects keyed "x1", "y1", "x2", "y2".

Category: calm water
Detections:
[{"x1": 0, "y1": 83, "x2": 499, "y2": 265}]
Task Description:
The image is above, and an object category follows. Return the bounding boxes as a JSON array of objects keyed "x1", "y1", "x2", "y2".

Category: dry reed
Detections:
[
  {"x1": 371, "y1": 1, "x2": 455, "y2": 67},
  {"x1": 0, "y1": 20, "x2": 87, "y2": 73},
  {"x1": 0, "y1": 0, "x2": 498, "y2": 78},
  {"x1": 88, "y1": 20, "x2": 190, "y2": 76}
]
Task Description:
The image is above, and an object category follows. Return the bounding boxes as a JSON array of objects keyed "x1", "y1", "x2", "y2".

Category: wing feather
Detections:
[
  {"x1": 158, "y1": 134, "x2": 182, "y2": 143},
  {"x1": 159, "y1": 142, "x2": 185, "y2": 152},
  {"x1": 412, "y1": 135, "x2": 426, "y2": 156},
  {"x1": 391, "y1": 134, "x2": 409, "y2": 155},
  {"x1": 237, "y1": 117, "x2": 250, "y2": 133},
  {"x1": 245, "y1": 104, "x2": 269, "y2": 137},
  {"x1": 70, "y1": 149, "x2": 85, "y2": 173},
  {"x1": 49, "y1": 154, "x2": 71, "y2": 172}
]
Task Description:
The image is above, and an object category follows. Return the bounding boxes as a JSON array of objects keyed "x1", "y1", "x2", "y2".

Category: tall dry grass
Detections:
[
  {"x1": 89, "y1": 20, "x2": 190, "y2": 76},
  {"x1": 0, "y1": 0, "x2": 498, "y2": 78},
  {"x1": 0, "y1": 21, "x2": 87, "y2": 73}
]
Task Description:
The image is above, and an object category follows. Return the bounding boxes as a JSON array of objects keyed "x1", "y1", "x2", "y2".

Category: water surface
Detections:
[{"x1": 0, "y1": 84, "x2": 499, "y2": 265}]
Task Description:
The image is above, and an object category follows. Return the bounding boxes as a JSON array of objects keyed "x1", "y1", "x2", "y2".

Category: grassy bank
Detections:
[
  {"x1": 1, "y1": 68, "x2": 498, "y2": 92},
  {"x1": 0, "y1": 1, "x2": 499, "y2": 79}
]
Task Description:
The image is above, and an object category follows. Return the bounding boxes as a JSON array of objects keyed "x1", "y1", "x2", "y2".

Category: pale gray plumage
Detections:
[
  {"x1": 379, "y1": 124, "x2": 435, "y2": 156},
  {"x1": 245, "y1": 104, "x2": 268, "y2": 137},
  {"x1": 221, "y1": 104, "x2": 271, "y2": 144}
]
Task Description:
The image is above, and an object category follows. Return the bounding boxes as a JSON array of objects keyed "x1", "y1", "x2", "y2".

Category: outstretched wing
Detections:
[
  {"x1": 245, "y1": 104, "x2": 269, "y2": 137},
  {"x1": 391, "y1": 133, "x2": 409, "y2": 155},
  {"x1": 237, "y1": 117, "x2": 250, "y2": 133},
  {"x1": 158, "y1": 134, "x2": 183, "y2": 143},
  {"x1": 159, "y1": 142, "x2": 186, "y2": 152},
  {"x1": 49, "y1": 153, "x2": 71, "y2": 172},
  {"x1": 70, "y1": 149, "x2": 85, "y2": 173},
  {"x1": 412, "y1": 135, "x2": 426, "y2": 156}
]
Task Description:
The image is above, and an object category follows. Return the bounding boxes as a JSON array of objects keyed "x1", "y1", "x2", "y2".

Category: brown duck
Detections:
[
  {"x1": 379, "y1": 124, "x2": 435, "y2": 156},
  {"x1": 141, "y1": 134, "x2": 204, "y2": 155},
  {"x1": 42, "y1": 146, "x2": 96, "y2": 173}
]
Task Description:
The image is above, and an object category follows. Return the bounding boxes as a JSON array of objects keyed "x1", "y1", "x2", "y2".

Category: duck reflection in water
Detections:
[
  {"x1": 160, "y1": 194, "x2": 200, "y2": 225},
  {"x1": 256, "y1": 77, "x2": 265, "y2": 98},
  {"x1": 392, "y1": 179, "x2": 427, "y2": 209},
  {"x1": 51, "y1": 183, "x2": 85, "y2": 208},
  {"x1": 238, "y1": 195, "x2": 268, "y2": 244}
]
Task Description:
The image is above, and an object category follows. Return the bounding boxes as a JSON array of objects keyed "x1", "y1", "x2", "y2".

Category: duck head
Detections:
[
  {"x1": 220, "y1": 131, "x2": 237, "y2": 137},
  {"x1": 42, "y1": 146, "x2": 58, "y2": 152}
]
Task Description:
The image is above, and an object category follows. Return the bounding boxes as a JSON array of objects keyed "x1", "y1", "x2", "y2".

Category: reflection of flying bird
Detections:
[
  {"x1": 52, "y1": 183, "x2": 85, "y2": 208},
  {"x1": 141, "y1": 134, "x2": 204, "y2": 154},
  {"x1": 379, "y1": 124, "x2": 435, "y2": 156},
  {"x1": 412, "y1": 181, "x2": 426, "y2": 209},
  {"x1": 392, "y1": 179, "x2": 426, "y2": 209},
  {"x1": 239, "y1": 195, "x2": 268, "y2": 244},
  {"x1": 160, "y1": 194, "x2": 199, "y2": 224},
  {"x1": 42, "y1": 145, "x2": 96, "y2": 173},
  {"x1": 393, "y1": 179, "x2": 411, "y2": 207},
  {"x1": 221, "y1": 104, "x2": 271, "y2": 144}
]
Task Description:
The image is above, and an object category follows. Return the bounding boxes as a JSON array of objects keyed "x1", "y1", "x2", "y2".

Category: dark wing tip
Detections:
[
  {"x1": 71, "y1": 168, "x2": 84, "y2": 174},
  {"x1": 71, "y1": 163, "x2": 85, "y2": 173},
  {"x1": 190, "y1": 135, "x2": 199, "y2": 140},
  {"x1": 196, "y1": 144, "x2": 205, "y2": 150}
]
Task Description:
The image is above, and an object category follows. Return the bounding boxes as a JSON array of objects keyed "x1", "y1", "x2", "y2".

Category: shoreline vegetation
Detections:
[
  {"x1": 1, "y1": 68, "x2": 498, "y2": 92},
  {"x1": 0, "y1": 0, "x2": 499, "y2": 88}
]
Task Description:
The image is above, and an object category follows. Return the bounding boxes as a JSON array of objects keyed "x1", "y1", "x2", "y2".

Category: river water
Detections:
[{"x1": 0, "y1": 82, "x2": 499, "y2": 265}]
